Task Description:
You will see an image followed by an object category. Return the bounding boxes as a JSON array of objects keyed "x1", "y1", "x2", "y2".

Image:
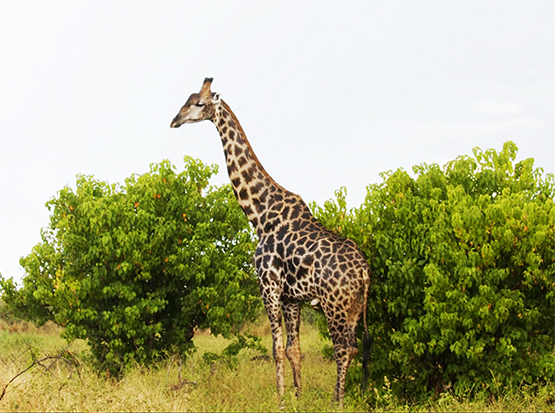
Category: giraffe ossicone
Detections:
[{"x1": 171, "y1": 77, "x2": 372, "y2": 407}]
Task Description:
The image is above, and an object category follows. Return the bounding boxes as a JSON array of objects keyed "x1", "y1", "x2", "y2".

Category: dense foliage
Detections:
[
  {"x1": 313, "y1": 141, "x2": 555, "y2": 400},
  {"x1": 0, "y1": 158, "x2": 261, "y2": 374},
  {"x1": 0, "y1": 297, "x2": 18, "y2": 324}
]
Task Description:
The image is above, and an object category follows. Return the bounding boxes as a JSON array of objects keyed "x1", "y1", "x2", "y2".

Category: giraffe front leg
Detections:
[
  {"x1": 283, "y1": 302, "x2": 302, "y2": 398},
  {"x1": 264, "y1": 299, "x2": 286, "y2": 397},
  {"x1": 256, "y1": 253, "x2": 286, "y2": 399}
]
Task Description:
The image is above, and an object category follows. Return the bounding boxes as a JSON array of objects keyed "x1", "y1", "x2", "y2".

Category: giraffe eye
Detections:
[{"x1": 196, "y1": 102, "x2": 205, "y2": 107}]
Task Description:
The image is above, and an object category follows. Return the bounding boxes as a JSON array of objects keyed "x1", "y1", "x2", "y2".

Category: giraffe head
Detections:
[{"x1": 170, "y1": 77, "x2": 220, "y2": 128}]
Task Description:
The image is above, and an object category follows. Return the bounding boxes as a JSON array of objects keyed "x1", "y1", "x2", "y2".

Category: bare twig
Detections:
[
  {"x1": 0, "y1": 346, "x2": 82, "y2": 402},
  {"x1": 177, "y1": 356, "x2": 183, "y2": 383},
  {"x1": 0, "y1": 357, "x2": 37, "y2": 401}
]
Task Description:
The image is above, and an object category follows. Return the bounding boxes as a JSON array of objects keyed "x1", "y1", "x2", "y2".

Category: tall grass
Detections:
[{"x1": 1, "y1": 318, "x2": 553, "y2": 412}]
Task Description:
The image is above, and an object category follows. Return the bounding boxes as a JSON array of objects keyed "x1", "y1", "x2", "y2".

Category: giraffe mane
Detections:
[{"x1": 219, "y1": 99, "x2": 297, "y2": 198}]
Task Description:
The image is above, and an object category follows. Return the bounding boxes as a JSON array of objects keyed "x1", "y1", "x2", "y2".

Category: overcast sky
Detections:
[{"x1": 1, "y1": 1, "x2": 554, "y2": 284}]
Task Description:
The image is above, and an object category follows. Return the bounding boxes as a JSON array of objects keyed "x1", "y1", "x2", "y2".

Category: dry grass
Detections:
[
  {"x1": 0, "y1": 327, "x2": 189, "y2": 412},
  {"x1": 1, "y1": 318, "x2": 554, "y2": 412},
  {"x1": 0, "y1": 319, "x2": 62, "y2": 336},
  {"x1": 187, "y1": 322, "x2": 343, "y2": 412}
]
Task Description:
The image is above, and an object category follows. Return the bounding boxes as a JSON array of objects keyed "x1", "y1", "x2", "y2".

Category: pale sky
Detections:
[{"x1": 1, "y1": 1, "x2": 554, "y2": 284}]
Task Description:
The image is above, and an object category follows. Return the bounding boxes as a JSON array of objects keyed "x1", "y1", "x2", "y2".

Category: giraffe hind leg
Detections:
[
  {"x1": 329, "y1": 287, "x2": 367, "y2": 406},
  {"x1": 331, "y1": 329, "x2": 358, "y2": 407}
]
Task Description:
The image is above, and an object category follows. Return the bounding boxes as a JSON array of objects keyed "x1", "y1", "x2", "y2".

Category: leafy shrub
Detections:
[
  {"x1": 0, "y1": 157, "x2": 261, "y2": 375},
  {"x1": 202, "y1": 333, "x2": 267, "y2": 369},
  {"x1": 313, "y1": 142, "x2": 555, "y2": 400},
  {"x1": 0, "y1": 297, "x2": 18, "y2": 324}
]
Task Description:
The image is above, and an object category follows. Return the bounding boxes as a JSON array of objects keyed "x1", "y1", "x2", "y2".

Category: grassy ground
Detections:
[{"x1": 0, "y1": 318, "x2": 553, "y2": 412}]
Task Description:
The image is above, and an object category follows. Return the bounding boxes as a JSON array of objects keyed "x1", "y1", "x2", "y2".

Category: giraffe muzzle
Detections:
[{"x1": 170, "y1": 116, "x2": 182, "y2": 128}]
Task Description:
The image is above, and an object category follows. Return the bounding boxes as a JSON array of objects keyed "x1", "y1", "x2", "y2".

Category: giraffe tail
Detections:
[
  {"x1": 361, "y1": 330, "x2": 373, "y2": 392},
  {"x1": 361, "y1": 273, "x2": 372, "y2": 393}
]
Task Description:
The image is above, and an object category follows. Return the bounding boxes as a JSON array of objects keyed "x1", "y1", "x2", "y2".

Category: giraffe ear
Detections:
[
  {"x1": 200, "y1": 77, "x2": 213, "y2": 100},
  {"x1": 212, "y1": 93, "x2": 221, "y2": 103}
]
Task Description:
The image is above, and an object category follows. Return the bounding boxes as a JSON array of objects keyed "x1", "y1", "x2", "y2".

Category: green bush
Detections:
[
  {"x1": 0, "y1": 157, "x2": 261, "y2": 374},
  {"x1": 0, "y1": 296, "x2": 18, "y2": 324},
  {"x1": 313, "y1": 141, "x2": 555, "y2": 401}
]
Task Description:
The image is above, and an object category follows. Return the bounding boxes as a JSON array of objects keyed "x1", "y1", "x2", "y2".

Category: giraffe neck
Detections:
[{"x1": 211, "y1": 100, "x2": 305, "y2": 235}]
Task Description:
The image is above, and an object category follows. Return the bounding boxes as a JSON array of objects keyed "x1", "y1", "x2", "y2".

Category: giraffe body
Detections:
[{"x1": 171, "y1": 78, "x2": 371, "y2": 406}]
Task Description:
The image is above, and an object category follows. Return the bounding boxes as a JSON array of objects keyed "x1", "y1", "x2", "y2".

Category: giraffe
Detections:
[{"x1": 170, "y1": 78, "x2": 372, "y2": 406}]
